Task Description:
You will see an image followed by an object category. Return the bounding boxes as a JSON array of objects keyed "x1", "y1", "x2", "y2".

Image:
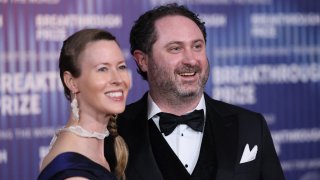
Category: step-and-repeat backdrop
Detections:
[{"x1": 1, "y1": 0, "x2": 319, "y2": 179}]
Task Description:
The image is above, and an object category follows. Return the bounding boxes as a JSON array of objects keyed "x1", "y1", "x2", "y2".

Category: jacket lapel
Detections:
[
  {"x1": 118, "y1": 93, "x2": 163, "y2": 180},
  {"x1": 149, "y1": 120, "x2": 190, "y2": 179},
  {"x1": 204, "y1": 94, "x2": 239, "y2": 179},
  {"x1": 191, "y1": 104, "x2": 217, "y2": 179}
]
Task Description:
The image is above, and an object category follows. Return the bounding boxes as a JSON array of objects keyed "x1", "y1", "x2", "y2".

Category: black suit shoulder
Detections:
[
  {"x1": 204, "y1": 93, "x2": 262, "y2": 119},
  {"x1": 119, "y1": 93, "x2": 148, "y2": 120},
  {"x1": 116, "y1": 94, "x2": 148, "y2": 135}
]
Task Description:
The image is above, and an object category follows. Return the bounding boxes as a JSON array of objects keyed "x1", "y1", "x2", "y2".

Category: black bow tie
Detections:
[{"x1": 157, "y1": 109, "x2": 204, "y2": 136}]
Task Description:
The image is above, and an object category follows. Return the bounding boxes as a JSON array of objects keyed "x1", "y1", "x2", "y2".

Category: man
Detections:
[{"x1": 105, "y1": 3, "x2": 285, "y2": 180}]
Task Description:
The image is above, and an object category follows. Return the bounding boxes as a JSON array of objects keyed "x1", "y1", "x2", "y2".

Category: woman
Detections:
[{"x1": 38, "y1": 29, "x2": 130, "y2": 180}]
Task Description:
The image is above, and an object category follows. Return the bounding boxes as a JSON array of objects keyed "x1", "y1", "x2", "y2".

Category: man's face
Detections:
[{"x1": 147, "y1": 15, "x2": 209, "y2": 99}]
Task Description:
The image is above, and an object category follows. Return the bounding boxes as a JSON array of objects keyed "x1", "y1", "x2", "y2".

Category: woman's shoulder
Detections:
[
  {"x1": 38, "y1": 152, "x2": 116, "y2": 180},
  {"x1": 40, "y1": 132, "x2": 82, "y2": 171}
]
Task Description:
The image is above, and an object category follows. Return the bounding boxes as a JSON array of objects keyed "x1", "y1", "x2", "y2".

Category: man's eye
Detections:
[
  {"x1": 169, "y1": 46, "x2": 181, "y2": 53},
  {"x1": 194, "y1": 44, "x2": 203, "y2": 50}
]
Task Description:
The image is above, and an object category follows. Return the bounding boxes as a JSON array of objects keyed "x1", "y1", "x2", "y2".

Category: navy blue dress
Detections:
[{"x1": 38, "y1": 152, "x2": 117, "y2": 180}]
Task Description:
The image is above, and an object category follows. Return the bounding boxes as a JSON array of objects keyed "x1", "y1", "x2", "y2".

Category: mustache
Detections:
[{"x1": 176, "y1": 64, "x2": 201, "y2": 73}]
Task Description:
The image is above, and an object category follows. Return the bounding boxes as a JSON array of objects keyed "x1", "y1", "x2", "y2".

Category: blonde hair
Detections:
[{"x1": 107, "y1": 115, "x2": 128, "y2": 180}]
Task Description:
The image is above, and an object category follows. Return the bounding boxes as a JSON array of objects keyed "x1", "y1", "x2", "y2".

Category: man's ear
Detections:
[
  {"x1": 133, "y1": 50, "x2": 148, "y2": 72},
  {"x1": 63, "y1": 71, "x2": 79, "y2": 93}
]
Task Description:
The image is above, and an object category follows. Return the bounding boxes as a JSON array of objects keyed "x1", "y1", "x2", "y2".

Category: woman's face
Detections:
[{"x1": 75, "y1": 40, "x2": 131, "y2": 117}]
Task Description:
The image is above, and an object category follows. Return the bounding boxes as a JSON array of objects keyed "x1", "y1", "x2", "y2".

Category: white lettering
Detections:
[
  {"x1": 33, "y1": 127, "x2": 56, "y2": 138},
  {"x1": 14, "y1": 128, "x2": 32, "y2": 139},
  {"x1": 200, "y1": 14, "x2": 227, "y2": 27},
  {"x1": 2, "y1": 0, "x2": 59, "y2": 4},
  {"x1": 36, "y1": 27, "x2": 67, "y2": 41},
  {"x1": 213, "y1": 46, "x2": 320, "y2": 59},
  {"x1": 0, "y1": 72, "x2": 62, "y2": 94},
  {"x1": 251, "y1": 26, "x2": 276, "y2": 38},
  {"x1": 252, "y1": 13, "x2": 320, "y2": 26},
  {"x1": 11, "y1": 0, "x2": 26, "y2": 3},
  {"x1": 272, "y1": 128, "x2": 320, "y2": 144},
  {"x1": 251, "y1": 13, "x2": 320, "y2": 38},
  {"x1": 150, "y1": 0, "x2": 271, "y2": 6},
  {"x1": 1, "y1": 94, "x2": 41, "y2": 116},
  {"x1": 272, "y1": 128, "x2": 320, "y2": 154},
  {"x1": 0, "y1": 149, "x2": 8, "y2": 164},
  {"x1": 0, "y1": 129, "x2": 13, "y2": 140},
  {"x1": 212, "y1": 63, "x2": 320, "y2": 85},
  {"x1": 1, "y1": 50, "x2": 58, "y2": 62},
  {"x1": 212, "y1": 85, "x2": 256, "y2": 105},
  {"x1": 281, "y1": 158, "x2": 320, "y2": 171},
  {"x1": 35, "y1": 14, "x2": 122, "y2": 28},
  {"x1": 0, "y1": 15, "x2": 3, "y2": 27},
  {"x1": 28, "y1": 0, "x2": 60, "y2": 4}
]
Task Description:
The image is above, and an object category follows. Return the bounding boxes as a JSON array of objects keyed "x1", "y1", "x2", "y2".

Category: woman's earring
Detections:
[{"x1": 71, "y1": 93, "x2": 79, "y2": 121}]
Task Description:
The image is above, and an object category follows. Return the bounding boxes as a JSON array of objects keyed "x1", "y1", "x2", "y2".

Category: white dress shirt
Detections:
[{"x1": 147, "y1": 94, "x2": 206, "y2": 174}]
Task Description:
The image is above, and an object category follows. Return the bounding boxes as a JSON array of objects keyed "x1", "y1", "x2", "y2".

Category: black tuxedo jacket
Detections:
[{"x1": 105, "y1": 92, "x2": 285, "y2": 180}]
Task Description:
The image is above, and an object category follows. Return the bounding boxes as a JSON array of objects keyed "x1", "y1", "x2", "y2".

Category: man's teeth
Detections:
[
  {"x1": 106, "y1": 92, "x2": 123, "y2": 97},
  {"x1": 180, "y1": 72, "x2": 196, "y2": 76}
]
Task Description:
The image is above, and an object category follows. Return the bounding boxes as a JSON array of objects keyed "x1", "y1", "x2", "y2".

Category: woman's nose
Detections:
[{"x1": 110, "y1": 70, "x2": 123, "y2": 85}]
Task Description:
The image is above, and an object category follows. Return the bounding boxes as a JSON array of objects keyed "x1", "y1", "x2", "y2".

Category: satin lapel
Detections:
[
  {"x1": 120, "y1": 93, "x2": 163, "y2": 180},
  {"x1": 191, "y1": 106, "x2": 217, "y2": 178},
  {"x1": 204, "y1": 94, "x2": 238, "y2": 179},
  {"x1": 131, "y1": 124, "x2": 163, "y2": 180},
  {"x1": 149, "y1": 121, "x2": 190, "y2": 179}
]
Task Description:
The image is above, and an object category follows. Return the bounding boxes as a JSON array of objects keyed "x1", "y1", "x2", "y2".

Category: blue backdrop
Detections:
[{"x1": 0, "y1": 0, "x2": 319, "y2": 179}]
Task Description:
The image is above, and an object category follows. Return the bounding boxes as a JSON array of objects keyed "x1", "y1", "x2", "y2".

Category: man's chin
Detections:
[{"x1": 177, "y1": 88, "x2": 201, "y2": 98}]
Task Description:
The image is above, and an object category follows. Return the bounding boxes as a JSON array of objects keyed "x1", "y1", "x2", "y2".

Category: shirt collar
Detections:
[{"x1": 147, "y1": 93, "x2": 206, "y2": 120}]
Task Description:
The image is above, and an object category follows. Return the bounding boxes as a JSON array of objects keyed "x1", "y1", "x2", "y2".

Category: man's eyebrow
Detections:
[
  {"x1": 165, "y1": 41, "x2": 183, "y2": 46},
  {"x1": 193, "y1": 39, "x2": 205, "y2": 44},
  {"x1": 166, "y1": 39, "x2": 205, "y2": 45},
  {"x1": 164, "y1": 39, "x2": 205, "y2": 48}
]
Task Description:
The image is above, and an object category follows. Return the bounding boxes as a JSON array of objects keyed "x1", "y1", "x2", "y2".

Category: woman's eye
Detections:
[
  {"x1": 119, "y1": 64, "x2": 127, "y2": 70},
  {"x1": 98, "y1": 67, "x2": 108, "y2": 72}
]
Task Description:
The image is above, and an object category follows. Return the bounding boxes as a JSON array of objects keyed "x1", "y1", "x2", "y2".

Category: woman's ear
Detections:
[
  {"x1": 133, "y1": 50, "x2": 148, "y2": 73},
  {"x1": 63, "y1": 71, "x2": 78, "y2": 93}
]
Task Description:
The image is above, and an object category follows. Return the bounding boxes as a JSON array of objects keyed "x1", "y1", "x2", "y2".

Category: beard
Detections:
[{"x1": 147, "y1": 57, "x2": 209, "y2": 99}]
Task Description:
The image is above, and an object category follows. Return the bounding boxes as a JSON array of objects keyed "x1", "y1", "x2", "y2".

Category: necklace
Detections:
[
  {"x1": 59, "y1": 125, "x2": 110, "y2": 140},
  {"x1": 47, "y1": 125, "x2": 109, "y2": 152}
]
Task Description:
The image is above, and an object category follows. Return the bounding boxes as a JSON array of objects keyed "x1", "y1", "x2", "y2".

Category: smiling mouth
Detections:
[
  {"x1": 179, "y1": 72, "x2": 196, "y2": 77},
  {"x1": 105, "y1": 91, "x2": 123, "y2": 98}
]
